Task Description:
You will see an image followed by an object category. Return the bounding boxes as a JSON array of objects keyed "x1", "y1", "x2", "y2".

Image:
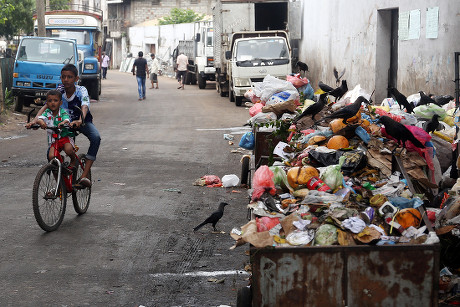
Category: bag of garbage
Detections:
[
  {"x1": 251, "y1": 165, "x2": 277, "y2": 201},
  {"x1": 286, "y1": 73, "x2": 309, "y2": 88},
  {"x1": 298, "y1": 82, "x2": 315, "y2": 100},
  {"x1": 320, "y1": 156, "x2": 345, "y2": 190},
  {"x1": 269, "y1": 166, "x2": 292, "y2": 192},
  {"x1": 222, "y1": 174, "x2": 240, "y2": 187},
  {"x1": 413, "y1": 104, "x2": 447, "y2": 120},
  {"x1": 254, "y1": 75, "x2": 297, "y2": 102},
  {"x1": 262, "y1": 99, "x2": 297, "y2": 116},
  {"x1": 265, "y1": 90, "x2": 299, "y2": 106},
  {"x1": 314, "y1": 224, "x2": 338, "y2": 246},
  {"x1": 247, "y1": 111, "x2": 277, "y2": 126},
  {"x1": 249, "y1": 103, "x2": 263, "y2": 117},
  {"x1": 244, "y1": 89, "x2": 261, "y2": 104},
  {"x1": 239, "y1": 131, "x2": 255, "y2": 150}
]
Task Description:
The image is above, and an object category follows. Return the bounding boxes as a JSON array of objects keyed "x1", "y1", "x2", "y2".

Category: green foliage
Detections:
[
  {"x1": 158, "y1": 8, "x2": 204, "y2": 25},
  {"x1": 0, "y1": 0, "x2": 14, "y2": 24},
  {"x1": 4, "y1": 88, "x2": 13, "y2": 107},
  {"x1": 48, "y1": 0, "x2": 70, "y2": 10},
  {"x1": 0, "y1": 0, "x2": 34, "y2": 40}
]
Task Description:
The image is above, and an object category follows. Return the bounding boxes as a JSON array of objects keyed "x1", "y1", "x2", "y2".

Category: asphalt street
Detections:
[{"x1": 0, "y1": 71, "x2": 253, "y2": 306}]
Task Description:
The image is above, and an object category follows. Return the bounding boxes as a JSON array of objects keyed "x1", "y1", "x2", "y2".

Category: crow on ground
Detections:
[
  {"x1": 388, "y1": 87, "x2": 414, "y2": 113},
  {"x1": 418, "y1": 91, "x2": 437, "y2": 106},
  {"x1": 333, "y1": 67, "x2": 346, "y2": 85},
  {"x1": 424, "y1": 114, "x2": 441, "y2": 134},
  {"x1": 193, "y1": 202, "x2": 229, "y2": 232},
  {"x1": 377, "y1": 116, "x2": 425, "y2": 149},
  {"x1": 315, "y1": 96, "x2": 368, "y2": 125},
  {"x1": 294, "y1": 93, "x2": 328, "y2": 123}
]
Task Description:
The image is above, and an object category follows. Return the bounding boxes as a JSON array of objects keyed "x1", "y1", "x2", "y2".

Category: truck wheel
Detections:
[
  {"x1": 89, "y1": 81, "x2": 99, "y2": 100},
  {"x1": 197, "y1": 73, "x2": 206, "y2": 89},
  {"x1": 235, "y1": 96, "x2": 243, "y2": 106},
  {"x1": 240, "y1": 155, "x2": 251, "y2": 187},
  {"x1": 14, "y1": 96, "x2": 24, "y2": 112},
  {"x1": 237, "y1": 286, "x2": 252, "y2": 307},
  {"x1": 98, "y1": 74, "x2": 102, "y2": 95}
]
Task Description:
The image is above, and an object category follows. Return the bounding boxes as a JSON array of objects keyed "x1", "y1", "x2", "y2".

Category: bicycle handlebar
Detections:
[{"x1": 27, "y1": 124, "x2": 79, "y2": 134}]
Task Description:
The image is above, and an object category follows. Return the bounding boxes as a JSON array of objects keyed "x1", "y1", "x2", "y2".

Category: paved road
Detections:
[{"x1": 0, "y1": 71, "x2": 253, "y2": 306}]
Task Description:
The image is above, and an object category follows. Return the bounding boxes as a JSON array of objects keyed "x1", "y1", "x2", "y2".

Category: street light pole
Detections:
[{"x1": 36, "y1": 0, "x2": 46, "y2": 37}]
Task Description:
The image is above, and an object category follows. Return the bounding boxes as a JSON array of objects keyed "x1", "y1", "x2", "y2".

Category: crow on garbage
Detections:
[
  {"x1": 193, "y1": 202, "x2": 229, "y2": 232},
  {"x1": 418, "y1": 91, "x2": 438, "y2": 106},
  {"x1": 388, "y1": 87, "x2": 414, "y2": 113},
  {"x1": 377, "y1": 115, "x2": 425, "y2": 149},
  {"x1": 319, "y1": 80, "x2": 348, "y2": 102},
  {"x1": 316, "y1": 96, "x2": 368, "y2": 125},
  {"x1": 294, "y1": 93, "x2": 328, "y2": 123},
  {"x1": 431, "y1": 94, "x2": 454, "y2": 106},
  {"x1": 424, "y1": 114, "x2": 441, "y2": 134},
  {"x1": 318, "y1": 81, "x2": 334, "y2": 93}
]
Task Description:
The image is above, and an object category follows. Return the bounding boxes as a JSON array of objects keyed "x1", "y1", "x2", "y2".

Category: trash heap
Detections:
[{"x1": 231, "y1": 74, "x2": 460, "y2": 262}]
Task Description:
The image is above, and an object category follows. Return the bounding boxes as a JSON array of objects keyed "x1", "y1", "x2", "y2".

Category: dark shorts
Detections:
[
  {"x1": 150, "y1": 73, "x2": 158, "y2": 82},
  {"x1": 176, "y1": 70, "x2": 186, "y2": 82}
]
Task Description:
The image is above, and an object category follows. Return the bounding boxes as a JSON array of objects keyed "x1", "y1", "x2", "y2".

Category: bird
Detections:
[
  {"x1": 293, "y1": 93, "x2": 328, "y2": 123},
  {"x1": 318, "y1": 81, "x2": 334, "y2": 93},
  {"x1": 431, "y1": 94, "x2": 454, "y2": 106},
  {"x1": 319, "y1": 80, "x2": 348, "y2": 102},
  {"x1": 418, "y1": 91, "x2": 437, "y2": 106},
  {"x1": 193, "y1": 202, "x2": 229, "y2": 232},
  {"x1": 424, "y1": 114, "x2": 441, "y2": 134},
  {"x1": 315, "y1": 95, "x2": 368, "y2": 125},
  {"x1": 296, "y1": 61, "x2": 309, "y2": 76},
  {"x1": 388, "y1": 87, "x2": 414, "y2": 113},
  {"x1": 333, "y1": 67, "x2": 346, "y2": 85},
  {"x1": 377, "y1": 116, "x2": 425, "y2": 149}
]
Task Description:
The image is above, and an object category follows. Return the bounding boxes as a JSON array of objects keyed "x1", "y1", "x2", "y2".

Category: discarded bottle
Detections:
[{"x1": 307, "y1": 176, "x2": 332, "y2": 192}]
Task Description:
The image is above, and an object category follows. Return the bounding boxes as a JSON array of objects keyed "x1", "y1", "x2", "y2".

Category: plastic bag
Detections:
[
  {"x1": 249, "y1": 103, "x2": 263, "y2": 117},
  {"x1": 269, "y1": 166, "x2": 292, "y2": 192},
  {"x1": 286, "y1": 74, "x2": 309, "y2": 88},
  {"x1": 251, "y1": 165, "x2": 276, "y2": 201},
  {"x1": 193, "y1": 175, "x2": 222, "y2": 187},
  {"x1": 222, "y1": 174, "x2": 240, "y2": 187},
  {"x1": 253, "y1": 75, "x2": 297, "y2": 102},
  {"x1": 256, "y1": 216, "x2": 280, "y2": 232},
  {"x1": 244, "y1": 89, "x2": 261, "y2": 104},
  {"x1": 320, "y1": 156, "x2": 345, "y2": 190},
  {"x1": 314, "y1": 224, "x2": 338, "y2": 246},
  {"x1": 262, "y1": 99, "x2": 297, "y2": 116},
  {"x1": 247, "y1": 111, "x2": 277, "y2": 126},
  {"x1": 413, "y1": 104, "x2": 447, "y2": 120},
  {"x1": 239, "y1": 131, "x2": 255, "y2": 150},
  {"x1": 298, "y1": 82, "x2": 315, "y2": 100},
  {"x1": 265, "y1": 90, "x2": 299, "y2": 106}
]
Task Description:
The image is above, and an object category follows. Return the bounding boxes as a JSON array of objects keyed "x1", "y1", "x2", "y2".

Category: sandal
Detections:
[{"x1": 78, "y1": 177, "x2": 92, "y2": 187}]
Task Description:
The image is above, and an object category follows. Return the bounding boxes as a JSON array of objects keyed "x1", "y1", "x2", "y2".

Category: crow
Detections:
[
  {"x1": 424, "y1": 114, "x2": 441, "y2": 134},
  {"x1": 431, "y1": 94, "x2": 454, "y2": 106},
  {"x1": 418, "y1": 91, "x2": 437, "y2": 106},
  {"x1": 377, "y1": 116, "x2": 425, "y2": 149},
  {"x1": 388, "y1": 87, "x2": 414, "y2": 113},
  {"x1": 296, "y1": 61, "x2": 308, "y2": 77},
  {"x1": 193, "y1": 202, "x2": 229, "y2": 232},
  {"x1": 318, "y1": 81, "x2": 334, "y2": 93},
  {"x1": 293, "y1": 93, "x2": 328, "y2": 123},
  {"x1": 333, "y1": 67, "x2": 346, "y2": 85},
  {"x1": 315, "y1": 95, "x2": 368, "y2": 125}
]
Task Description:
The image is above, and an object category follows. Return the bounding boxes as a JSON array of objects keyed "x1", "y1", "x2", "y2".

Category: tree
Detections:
[
  {"x1": 0, "y1": 0, "x2": 34, "y2": 40},
  {"x1": 0, "y1": 0, "x2": 14, "y2": 24},
  {"x1": 48, "y1": 0, "x2": 70, "y2": 11},
  {"x1": 158, "y1": 8, "x2": 204, "y2": 25}
]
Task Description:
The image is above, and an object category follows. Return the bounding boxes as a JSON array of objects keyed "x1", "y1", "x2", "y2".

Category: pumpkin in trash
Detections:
[
  {"x1": 395, "y1": 208, "x2": 422, "y2": 229},
  {"x1": 329, "y1": 119, "x2": 347, "y2": 134},
  {"x1": 327, "y1": 135, "x2": 349, "y2": 150},
  {"x1": 287, "y1": 166, "x2": 319, "y2": 189}
]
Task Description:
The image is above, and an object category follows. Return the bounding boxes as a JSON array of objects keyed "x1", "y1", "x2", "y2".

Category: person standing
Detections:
[
  {"x1": 101, "y1": 51, "x2": 110, "y2": 79},
  {"x1": 132, "y1": 51, "x2": 149, "y2": 100},
  {"x1": 176, "y1": 52, "x2": 188, "y2": 90},
  {"x1": 148, "y1": 53, "x2": 160, "y2": 89}
]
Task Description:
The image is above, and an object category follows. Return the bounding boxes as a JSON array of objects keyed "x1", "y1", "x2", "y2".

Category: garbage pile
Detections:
[{"x1": 231, "y1": 74, "x2": 460, "y2": 260}]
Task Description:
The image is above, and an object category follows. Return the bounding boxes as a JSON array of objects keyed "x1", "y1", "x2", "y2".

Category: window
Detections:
[
  {"x1": 17, "y1": 38, "x2": 75, "y2": 64},
  {"x1": 47, "y1": 29, "x2": 91, "y2": 45}
]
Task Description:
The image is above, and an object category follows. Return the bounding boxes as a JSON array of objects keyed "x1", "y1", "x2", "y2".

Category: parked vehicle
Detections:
[
  {"x1": 12, "y1": 37, "x2": 80, "y2": 112},
  {"x1": 172, "y1": 21, "x2": 215, "y2": 89},
  {"x1": 36, "y1": 8, "x2": 103, "y2": 100},
  {"x1": 212, "y1": 0, "x2": 300, "y2": 106}
]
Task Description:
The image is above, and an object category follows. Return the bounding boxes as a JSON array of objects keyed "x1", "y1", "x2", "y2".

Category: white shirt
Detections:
[
  {"x1": 101, "y1": 55, "x2": 110, "y2": 68},
  {"x1": 176, "y1": 54, "x2": 188, "y2": 71},
  {"x1": 149, "y1": 57, "x2": 160, "y2": 74}
]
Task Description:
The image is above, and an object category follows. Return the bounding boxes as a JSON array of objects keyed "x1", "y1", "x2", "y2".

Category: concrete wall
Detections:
[{"x1": 299, "y1": 0, "x2": 460, "y2": 103}]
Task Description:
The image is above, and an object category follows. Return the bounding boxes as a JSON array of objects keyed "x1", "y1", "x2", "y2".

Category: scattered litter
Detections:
[{"x1": 162, "y1": 188, "x2": 181, "y2": 193}]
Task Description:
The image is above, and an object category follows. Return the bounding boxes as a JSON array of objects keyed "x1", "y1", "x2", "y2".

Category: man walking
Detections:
[
  {"x1": 101, "y1": 51, "x2": 110, "y2": 79},
  {"x1": 176, "y1": 52, "x2": 188, "y2": 90},
  {"x1": 148, "y1": 53, "x2": 160, "y2": 89},
  {"x1": 132, "y1": 51, "x2": 149, "y2": 100}
]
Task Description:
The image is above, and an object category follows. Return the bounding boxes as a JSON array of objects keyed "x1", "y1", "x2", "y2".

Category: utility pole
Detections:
[{"x1": 36, "y1": 0, "x2": 46, "y2": 37}]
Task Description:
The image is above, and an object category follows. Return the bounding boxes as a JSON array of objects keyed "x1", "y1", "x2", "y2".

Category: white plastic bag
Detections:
[
  {"x1": 248, "y1": 112, "x2": 277, "y2": 125},
  {"x1": 253, "y1": 75, "x2": 297, "y2": 102},
  {"x1": 265, "y1": 90, "x2": 299, "y2": 106},
  {"x1": 222, "y1": 174, "x2": 240, "y2": 187}
]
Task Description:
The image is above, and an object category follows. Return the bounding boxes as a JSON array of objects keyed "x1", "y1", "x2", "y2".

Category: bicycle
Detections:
[{"x1": 28, "y1": 123, "x2": 91, "y2": 231}]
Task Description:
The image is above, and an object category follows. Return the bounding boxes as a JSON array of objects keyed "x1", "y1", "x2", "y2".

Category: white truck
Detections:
[
  {"x1": 172, "y1": 21, "x2": 215, "y2": 89},
  {"x1": 212, "y1": 0, "x2": 301, "y2": 106}
]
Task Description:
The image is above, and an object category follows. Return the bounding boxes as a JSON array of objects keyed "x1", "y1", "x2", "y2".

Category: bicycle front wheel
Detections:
[
  {"x1": 72, "y1": 154, "x2": 91, "y2": 214},
  {"x1": 32, "y1": 164, "x2": 67, "y2": 232}
]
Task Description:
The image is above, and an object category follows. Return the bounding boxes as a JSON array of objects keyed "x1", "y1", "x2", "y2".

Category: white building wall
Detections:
[{"x1": 300, "y1": 0, "x2": 460, "y2": 103}]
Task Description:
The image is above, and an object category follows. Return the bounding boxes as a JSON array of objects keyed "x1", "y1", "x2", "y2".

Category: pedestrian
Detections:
[
  {"x1": 101, "y1": 51, "x2": 110, "y2": 79},
  {"x1": 176, "y1": 52, "x2": 188, "y2": 90},
  {"x1": 148, "y1": 53, "x2": 160, "y2": 89},
  {"x1": 132, "y1": 51, "x2": 149, "y2": 100},
  {"x1": 27, "y1": 64, "x2": 101, "y2": 188}
]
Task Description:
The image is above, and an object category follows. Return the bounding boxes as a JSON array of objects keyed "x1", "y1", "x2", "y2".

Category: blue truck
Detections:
[
  {"x1": 12, "y1": 36, "x2": 80, "y2": 112},
  {"x1": 40, "y1": 9, "x2": 103, "y2": 100}
]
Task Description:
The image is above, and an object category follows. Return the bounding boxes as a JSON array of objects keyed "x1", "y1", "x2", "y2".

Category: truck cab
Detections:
[{"x1": 12, "y1": 36, "x2": 80, "y2": 112}]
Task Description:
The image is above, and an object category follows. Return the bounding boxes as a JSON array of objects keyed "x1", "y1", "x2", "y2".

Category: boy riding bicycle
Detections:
[{"x1": 36, "y1": 90, "x2": 77, "y2": 169}]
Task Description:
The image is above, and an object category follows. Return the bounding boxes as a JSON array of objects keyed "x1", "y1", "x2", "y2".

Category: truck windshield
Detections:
[
  {"x1": 47, "y1": 29, "x2": 91, "y2": 45},
  {"x1": 236, "y1": 38, "x2": 288, "y2": 61},
  {"x1": 206, "y1": 29, "x2": 213, "y2": 47},
  {"x1": 16, "y1": 38, "x2": 75, "y2": 64}
]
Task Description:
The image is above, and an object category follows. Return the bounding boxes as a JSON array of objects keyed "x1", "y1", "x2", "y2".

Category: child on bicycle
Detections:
[
  {"x1": 36, "y1": 90, "x2": 77, "y2": 168},
  {"x1": 28, "y1": 64, "x2": 100, "y2": 188}
]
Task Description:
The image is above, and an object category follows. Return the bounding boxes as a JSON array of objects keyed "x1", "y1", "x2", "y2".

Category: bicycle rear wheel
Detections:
[
  {"x1": 32, "y1": 164, "x2": 67, "y2": 232},
  {"x1": 72, "y1": 154, "x2": 91, "y2": 214}
]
